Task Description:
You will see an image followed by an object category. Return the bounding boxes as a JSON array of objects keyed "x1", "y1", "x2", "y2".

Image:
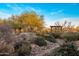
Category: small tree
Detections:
[{"x1": 9, "y1": 11, "x2": 44, "y2": 33}]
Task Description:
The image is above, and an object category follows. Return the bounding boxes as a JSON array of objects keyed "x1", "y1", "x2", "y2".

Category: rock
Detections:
[
  {"x1": 17, "y1": 32, "x2": 37, "y2": 43},
  {"x1": 73, "y1": 41, "x2": 79, "y2": 51},
  {"x1": 56, "y1": 39, "x2": 66, "y2": 46}
]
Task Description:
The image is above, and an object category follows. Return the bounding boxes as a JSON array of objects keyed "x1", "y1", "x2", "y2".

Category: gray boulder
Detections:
[{"x1": 16, "y1": 32, "x2": 37, "y2": 43}]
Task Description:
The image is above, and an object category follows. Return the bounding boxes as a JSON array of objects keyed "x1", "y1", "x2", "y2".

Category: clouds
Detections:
[
  {"x1": 0, "y1": 11, "x2": 11, "y2": 19},
  {"x1": 24, "y1": 7, "x2": 44, "y2": 15},
  {"x1": 45, "y1": 17, "x2": 79, "y2": 28},
  {"x1": 50, "y1": 9, "x2": 64, "y2": 16},
  {"x1": 0, "y1": 4, "x2": 23, "y2": 19},
  {"x1": 6, "y1": 4, "x2": 22, "y2": 11},
  {"x1": 60, "y1": 17, "x2": 79, "y2": 26},
  {"x1": 6, "y1": 4, "x2": 44, "y2": 15},
  {"x1": 0, "y1": 4, "x2": 44, "y2": 19},
  {"x1": 0, "y1": 4, "x2": 23, "y2": 18},
  {"x1": 44, "y1": 9, "x2": 65, "y2": 27},
  {"x1": 0, "y1": 3, "x2": 79, "y2": 28}
]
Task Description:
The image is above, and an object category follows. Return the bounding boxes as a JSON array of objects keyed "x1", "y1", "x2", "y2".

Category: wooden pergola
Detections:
[{"x1": 50, "y1": 26, "x2": 62, "y2": 32}]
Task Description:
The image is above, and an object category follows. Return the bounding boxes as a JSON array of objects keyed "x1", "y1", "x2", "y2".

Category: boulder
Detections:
[{"x1": 17, "y1": 32, "x2": 37, "y2": 43}]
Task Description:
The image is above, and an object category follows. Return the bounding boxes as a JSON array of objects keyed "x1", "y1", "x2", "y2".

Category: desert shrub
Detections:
[
  {"x1": 36, "y1": 32, "x2": 56, "y2": 43},
  {"x1": 36, "y1": 32, "x2": 46, "y2": 37},
  {"x1": 0, "y1": 25, "x2": 16, "y2": 56},
  {"x1": 49, "y1": 43, "x2": 79, "y2": 56},
  {"x1": 44, "y1": 35, "x2": 56, "y2": 43},
  {"x1": 0, "y1": 25, "x2": 15, "y2": 43},
  {"x1": 0, "y1": 41, "x2": 14, "y2": 56},
  {"x1": 14, "y1": 41, "x2": 31, "y2": 56},
  {"x1": 34, "y1": 36, "x2": 47, "y2": 46},
  {"x1": 50, "y1": 32, "x2": 62, "y2": 39},
  {"x1": 61, "y1": 32, "x2": 79, "y2": 42}
]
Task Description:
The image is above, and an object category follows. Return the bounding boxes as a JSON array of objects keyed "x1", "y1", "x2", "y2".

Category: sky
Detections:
[{"x1": 0, "y1": 3, "x2": 79, "y2": 27}]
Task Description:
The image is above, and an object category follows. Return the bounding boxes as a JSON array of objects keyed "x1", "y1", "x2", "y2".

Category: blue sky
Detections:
[{"x1": 0, "y1": 3, "x2": 79, "y2": 27}]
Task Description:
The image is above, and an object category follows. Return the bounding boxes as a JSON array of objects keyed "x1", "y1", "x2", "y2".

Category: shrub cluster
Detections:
[
  {"x1": 61, "y1": 32, "x2": 79, "y2": 42},
  {"x1": 34, "y1": 36, "x2": 47, "y2": 46},
  {"x1": 14, "y1": 41, "x2": 31, "y2": 56},
  {"x1": 49, "y1": 43, "x2": 79, "y2": 56},
  {"x1": 0, "y1": 42, "x2": 14, "y2": 56},
  {"x1": 50, "y1": 32, "x2": 62, "y2": 39},
  {"x1": 0, "y1": 25, "x2": 32, "y2": 56},
  {"x1": 44, "y1": 34, "x2": 56, "y2": 43},
  {"x1": 36, "y1": 32, "x2": 56, "y2": 43}
]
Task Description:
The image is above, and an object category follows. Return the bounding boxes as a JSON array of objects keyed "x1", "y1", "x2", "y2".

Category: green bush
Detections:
[
  {"x1": 44, "y1": 35, "x2": 56, "y2": 43},
  {"x1": 50, "y1": 32, "x2": 62, "y2": 39},
  {"x1": 49, "y1": 43, "x2": 79, "y2": 56},
  {"x1": 36, "y1": 32, "x2": 56, "y2": 43},
  {"x1": 14, "y1": 42, "x2": 31, "y2": 56},
  {"x1": 34, "y1": 37, "x2": 47, "y2": 46},
  {"x1": 61, "y1": 32, "x2": 79, "y2": 42}
]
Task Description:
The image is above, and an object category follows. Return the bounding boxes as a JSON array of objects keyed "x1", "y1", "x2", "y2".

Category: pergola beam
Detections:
[{"x1": 50, "y1": 26, "x2": 62, "y2": 32}]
